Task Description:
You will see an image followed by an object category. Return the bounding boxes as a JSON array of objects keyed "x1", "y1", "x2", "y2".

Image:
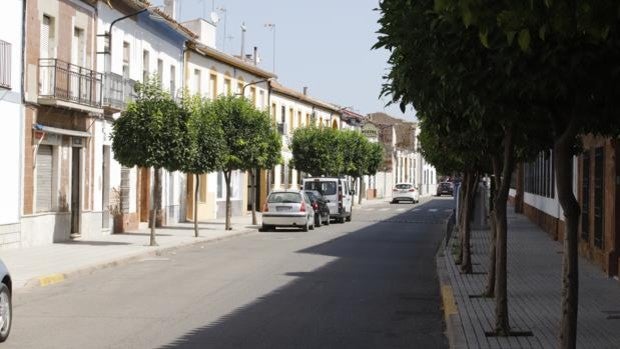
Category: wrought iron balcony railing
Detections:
[
  {"x1": 38, "y1": 58, "x2": 102, "y2": 108},
  {"x1": 0, "y1": 39, "x2": 11, "y2": 89},
  {"x1": 103, "y1": 72, "x2": 137, "y2": 112}
]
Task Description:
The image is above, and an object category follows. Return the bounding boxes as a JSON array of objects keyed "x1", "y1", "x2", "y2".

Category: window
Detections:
[
  {"x1": 250, "y1": 87, "x2": 257, "y2": 105},
  {"x1": 268, "y1": 192, "x2": 302, "y2": 204},
  {"x1": 271, "y1": 103, "x2": 277, "y2": 121},
  {"x1": 41, "y1": 15, "x2": 55, "y2": 59},
  {"x1": 209, "y1": 74, "x2": 217, "y2": 99},
  {"x1": 142, "y1": 50, "x2": 150, "y2": 82},
  {"x1": 122, "y1": 42, "x2": 130, "y2": 78},
  {"x1": 304, "y1": 181, "x2": 337, "y2": 196},
  {"x1": 594, "y1": 147, "x2": 604, "y2": 248},
  {"x1": 581, "y1": 152, "x2": 590, "y2": 241},
  {"x1": 288, "y1": 166, "x2": 293, "y2": 188},
  {"x1": 194, "y1": 69, "x2": 201, "y2": 95},
  {"x1": 280, "y1": 105, "x2": 286, "y2": 124},
  {"x1": 524, "y1": 150, "x2": 555, "y2": 198},
  {"x1": 259, "y1": 90, "x2": 265, "y2": 109},
  {"x1": 280, "y1": 164, "x2": 286, "y2": 185},
  {"x1": 36, "y1": 145, "x2": 54, "y2": 212},
  {"x1": 289, "y1": 108, "x2": 294, "y2": 132},
  {"x1": 0, "y1": 39, "x2": 11, "y2": 89},
  {"x1": 224, "y1": 78, "x2": 231, "y2": 95},
  {"x1": 157, "y1": 59, "x2": 163, "y2": 86},
  {"x1": 72, "y1": 27, "x2": 85, "y2": 67},
  {"x1": 298, "y1": 111, "x2": 302, "y2": 128},
  {"x1": 237, "y1": 81, "x2": 244, "y2": 95},
  {"x1": 169, "y1": 65, "x2": 176, "y2": 95}
]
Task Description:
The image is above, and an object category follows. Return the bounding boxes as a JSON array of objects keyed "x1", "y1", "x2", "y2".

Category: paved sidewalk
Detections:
[
  {"x1": 1, "y1": 214, "x2": 259, "y2": 290},
  {"x1": 437, "y1": 209, "x2": 620, "y2": 348}
]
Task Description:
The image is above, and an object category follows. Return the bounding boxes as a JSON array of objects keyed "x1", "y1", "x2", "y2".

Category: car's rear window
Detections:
[
  {"x1": 395, "y1": 184, "x2": 413, "y2": 189},
  {"x1": 268, "y1": 192, "x2": 302, "y2": 203},
  {"x1": 304, "y1": 181, "x2": 337, "y2": 196}
]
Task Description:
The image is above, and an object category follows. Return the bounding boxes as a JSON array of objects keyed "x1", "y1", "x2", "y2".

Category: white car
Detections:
[
  {"x1": 0, "y1": 258, "x2": 11, "y2": 343},
  {"x1": 391, "y1": 183, "x2": 419, "y2": 204},
  {"x1": 261, "y1": 190, "x2": 316, "y2": 232}
]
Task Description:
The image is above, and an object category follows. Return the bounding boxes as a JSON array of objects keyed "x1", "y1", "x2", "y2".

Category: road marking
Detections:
[
  {"x1": 39, "y1": 273, "x2": 65, "y2": 287},
  {"x1": 441, "y1": 285, "x2": 458, "y2": 316},
  {"x1": 396, "y1": 208, "x2": 406, "y2": 212},
  {"x1": 428, "y1": 208, "x2": 438, "y2": 212},
  {"x1": 412, "y1": 208, "x2": 420, "y2": 211},
  {"x1": 379, "y1": 208, "x2": 389, "y2": 211}
]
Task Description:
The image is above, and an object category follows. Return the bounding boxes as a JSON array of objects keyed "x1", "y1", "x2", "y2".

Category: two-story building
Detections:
[
  {"x1": 95, "y1": 0, "x2": 195, "y2": 233},
  {"x1": 180, "y1": 17, "x2": 276, "y2": 221},
  {"x1": 22, "y1": 0, "x2": 103, "y2": 246},
  {"x1": 0, "y1": 0, "x2": 25, "y2": 248}
]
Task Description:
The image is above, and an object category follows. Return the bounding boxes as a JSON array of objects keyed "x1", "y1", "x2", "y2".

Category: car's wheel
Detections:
[
  {"x1": 0, "y1": 283, "x2": 11, "y2": 343},
  {"x1": 260, "y1": 224, "x2": 273, "y2": 232},
  {"x1": 302, "y1": 220, "x2": 309, "y2": 232},
  {"x1": 315, "y1": 214, "x2": 322, "y2": 228},
  {"x1": 345, "y1": 212, "x2": 352, "y2": 222},
  {"x1": 325, "y1": 214, "x2": 330, "y2": 225}
]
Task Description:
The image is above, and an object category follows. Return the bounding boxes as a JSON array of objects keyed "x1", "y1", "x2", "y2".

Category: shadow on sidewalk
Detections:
[{"x1": 58, "y1": 240, "x2": 133, "y2": 246}]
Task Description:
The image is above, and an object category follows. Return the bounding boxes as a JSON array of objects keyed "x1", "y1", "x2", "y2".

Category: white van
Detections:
[{"x1": 302, "y1": 177, "x2": 353, "y2": 223}]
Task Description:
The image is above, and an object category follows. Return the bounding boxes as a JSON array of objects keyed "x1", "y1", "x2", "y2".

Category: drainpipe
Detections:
[{"x1": 19, "y1": 0, "x2": 26, "y2": 218}]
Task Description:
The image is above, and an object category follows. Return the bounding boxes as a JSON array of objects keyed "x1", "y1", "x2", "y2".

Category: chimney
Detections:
[
  {"x1": 163, "y1": 0, "x2": 178, "y2": 20},
  {"x1": 253, "y1": 46, "x2": 258, "y2": 66},
  {"x1": 303, "y1": 86, "x2": 308, "y2": 96}
]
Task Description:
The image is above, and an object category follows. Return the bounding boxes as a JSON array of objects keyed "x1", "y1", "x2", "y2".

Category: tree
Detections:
[
  {"x1": 210, "y1": 95, "x2": 281, "y2": 231},
  {"x1": 290, "y1": 126, "x2": 344, "y2": 177},
  {"x1": 340, "y1": 130, "x2": 371, "y2": 205},
  {"x1": 180, "y1": 94, "x2": 226, "y2": 238},
  {"x1": 375, "y1": 0, "x2": 551, "y2": 336},
  {"x1": 111, "y1": 78, "x2": 190, "y2": 246},
  {"x1": 427, "y1": 1, "x2": 620, "y2": 346}
]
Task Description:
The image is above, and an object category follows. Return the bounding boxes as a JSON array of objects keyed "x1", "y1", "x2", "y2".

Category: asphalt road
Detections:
[{"x1": 6, "y1": 198, "x2": 454, "y2": 349}]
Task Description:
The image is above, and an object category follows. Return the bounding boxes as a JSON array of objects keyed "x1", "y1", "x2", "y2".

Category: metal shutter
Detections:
[
  {"x1": 41, "y1": 16, "x2": 50, "y2": 59},
  {"x1": 36, "y1": 145, "x2": 53, "y2": 212}
]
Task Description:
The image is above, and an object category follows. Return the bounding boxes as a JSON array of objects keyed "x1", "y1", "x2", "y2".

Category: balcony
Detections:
[
  {"x1": 102, "y1": 72, "x2": 137, "y2": 113},
  {"x1": 38, "y1": 58, "x2": 103, "y2": 113},
  {"x1": 0, "y1": 39, "x2": 11, "y2": 89}
]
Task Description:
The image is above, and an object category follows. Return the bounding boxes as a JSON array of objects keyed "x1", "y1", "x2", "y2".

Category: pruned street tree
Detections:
[
  {"x1": 210, "y1": 95, "x2": 281, "y2": 231},
  {"x1": 111, "y1": 78, "x2": 190, "y2": 246},
  {"x1": 180, "y1": 94, "x2": 226, "y2": 238},
  {"x1": 290, "y1": 126, "x2": 344, "y2": 177}
]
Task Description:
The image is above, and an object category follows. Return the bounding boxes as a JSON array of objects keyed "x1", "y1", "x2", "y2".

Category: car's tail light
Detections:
[
  {"x1": 409, "y1": 188, "x2": 415, "y2": 192},
  {"x1": 300, "y1": 201, "x2": 306, "y2": 212},
  {"x1": 262, "y1": 202, "x2": 269, "y2": 212},
  {"x1": 393, "y1": 188, "x2": 398, "y2": 192}
]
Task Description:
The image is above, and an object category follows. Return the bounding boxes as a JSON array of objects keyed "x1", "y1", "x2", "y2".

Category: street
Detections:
[{"x1": 5, "y1": 198, "x2": 453, "y2": 349}]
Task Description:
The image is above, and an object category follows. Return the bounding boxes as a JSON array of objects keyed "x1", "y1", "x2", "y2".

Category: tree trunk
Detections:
[
  {"x1": 251, "y1": 169, "x2": 258, "y2": 226},
  {"x1": 555, "y1": 123, "x2": 580, "y2": 349},
  {"x1": 484, "y1": 157, "x2": 500, "y2": 297},
  {"x1": 194, "y1": 174, "x2": 199, "y2": 238},
  {"x1": 224, "y1": 170, "x2": 232, "y2": 231},
  {"x1": 461, "y1": 171, "x2": 479, "y2": 274},
  {"x1": 149, "y1": 167, "x2": 160, "y2": 246},
  {"x1": 455, "y1": 173, "x2": 468, "y2": 265},
  {"x1": 493, "y1": 128, "x2": 515, "y2": 336}
]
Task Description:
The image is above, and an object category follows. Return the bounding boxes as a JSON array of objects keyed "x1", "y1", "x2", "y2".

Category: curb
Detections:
[
  {"x1": 21, "y1": 228, "x2": 256, "y2": 290},
  {"x1": 436, "y1": 222, "x2": 468, "y2": 348}
]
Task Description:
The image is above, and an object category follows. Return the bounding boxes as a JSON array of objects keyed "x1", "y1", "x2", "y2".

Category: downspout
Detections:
[
  {"x1": 19, "y1": 0, "x2": 27, "y2": 219},
  {"x1": 266, "y1": 79, "x2": 272, "y2": 195}
]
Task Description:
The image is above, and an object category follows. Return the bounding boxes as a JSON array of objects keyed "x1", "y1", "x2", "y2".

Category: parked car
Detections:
[
  {"x1": 261, "y1": 190, "x2": 316, "y2": 232},
  {"x1": 302, "y1": 177, "x2": 353, "y2": 223},
  {"x1": 0, "y1": 259, "x2": 12, "y2": 343},
  {"x1": 305, "y1": 190, "x2": 331, "y2": 227},
  {"x1": 436, "y1": 181, "x2": 454, "y2": 196},
  {"x1": 391, "y1": 183, "x2": 419, "y2": 204}
]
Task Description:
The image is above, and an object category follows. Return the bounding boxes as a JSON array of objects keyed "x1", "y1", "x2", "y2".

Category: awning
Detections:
[{"x1": 33, "y1": 124, "x2": 91, "y2": 138}]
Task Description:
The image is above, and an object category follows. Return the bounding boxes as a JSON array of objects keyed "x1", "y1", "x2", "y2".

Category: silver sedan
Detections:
[{"x1": 0, "y1": 258, "x2": 11, "y2": 342}]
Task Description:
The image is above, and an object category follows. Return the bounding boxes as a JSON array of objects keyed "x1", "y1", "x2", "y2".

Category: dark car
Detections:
[
  {"x1": 0, "y1": 259, "x2": 11, "y2": 343},
  {"x1": 436, "y1": 181, "x2": 454, "y2": 196},
  {"x1": 305, "y1": 190, "x2": 331, "y2": 227}
]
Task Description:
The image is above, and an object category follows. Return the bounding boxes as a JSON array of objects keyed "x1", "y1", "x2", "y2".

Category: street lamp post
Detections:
[{"x1": 236, "y1": 78, "x2": 274, "y2": 225}]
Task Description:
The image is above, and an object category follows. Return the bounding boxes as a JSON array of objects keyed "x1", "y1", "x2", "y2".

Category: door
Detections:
[
  {"x1": 186, "y1": 174, "x2": 194, "y2": 221},
  {"x1": 139, "y1": 167, "x2": 150, "y2": 223},
  {"x1": 71, "y1": 147, "x2": 81, "y2": 237},
  {"x1": 102, "y1": 146, "x2": 110, "y2": 229}
]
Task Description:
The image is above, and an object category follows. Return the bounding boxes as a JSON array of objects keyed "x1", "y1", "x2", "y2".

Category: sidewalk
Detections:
[
  {"x1": 437, "y1": 209, "x2": 620, "y2": 348},
  {"x1": 1, "y1": 214, "x2": 259, "y2": 290}
]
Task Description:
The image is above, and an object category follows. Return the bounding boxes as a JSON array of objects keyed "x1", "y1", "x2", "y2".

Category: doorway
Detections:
[
  {"x1": 102, "y1": 145, "x2": 110, "y2": 229},
  {"x1": 71, "y1": 147, "x2": 81, "y2": 237},
  {"x1": 186, "y1": 174, "x2": 194, "y2": 221}
]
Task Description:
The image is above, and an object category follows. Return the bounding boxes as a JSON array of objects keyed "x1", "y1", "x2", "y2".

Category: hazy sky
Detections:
[{"x1": 153, "y1": 0, "x2": 416, "y2": 121}]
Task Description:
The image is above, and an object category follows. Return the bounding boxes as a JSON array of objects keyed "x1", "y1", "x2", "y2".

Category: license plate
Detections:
[
  {"x1": 276, "y1": 206, "x2": 290, "y2": 212},
  {"x1": 400, "y1": 190, "x2": 408, "y2": 193}
]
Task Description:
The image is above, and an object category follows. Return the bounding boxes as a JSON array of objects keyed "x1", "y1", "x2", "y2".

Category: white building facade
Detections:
[{"x1": 0, "y1": 0, "x2": 24, "y2": 248}]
